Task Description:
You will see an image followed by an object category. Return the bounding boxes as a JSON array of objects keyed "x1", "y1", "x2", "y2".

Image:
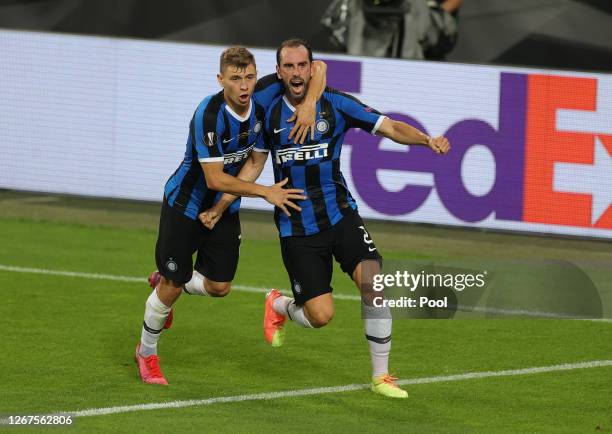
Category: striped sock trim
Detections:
[
  {"x1": 365, "y1": 334, "x2": 391, "y2": 344},
  {"x1": 286, "y1": 300, "x2": 294, "y2": 321},
  {"x1": 143, "y1": 321, "x2": 163, "y2": 335}
]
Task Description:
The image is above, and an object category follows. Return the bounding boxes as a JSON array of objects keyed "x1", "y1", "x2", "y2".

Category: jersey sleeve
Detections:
[
  {"x1": 253, "y1": 73, "x2": 284, "y2": 110},
  {"x1": 253, "y1": 126, "x2": 271, "y2": 153},
  {"x1": 252, "y1": 102, "x2": 270, "y2": 153},
  {"x1": 194, "y1": 100, "x2": 225, "y2": 163},
  {"x1": 332, "y1": 91, "x2": 386, "y2": 134}
]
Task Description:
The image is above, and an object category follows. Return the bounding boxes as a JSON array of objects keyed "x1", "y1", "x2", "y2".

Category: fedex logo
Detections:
[
  {"x1": 324, "y1": 60, "x2": 612, "y2": 231},
  {"x1": 524, "y1": 75, "x2": 612, "y2": 229}
]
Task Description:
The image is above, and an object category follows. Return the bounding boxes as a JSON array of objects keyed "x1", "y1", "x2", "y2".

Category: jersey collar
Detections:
[
  {"x1": 282, "y1": 95, "x2": 297, "y2": 113},
  {"x1": 224, "y1": 99, "x2": 252, "y2": 122}
]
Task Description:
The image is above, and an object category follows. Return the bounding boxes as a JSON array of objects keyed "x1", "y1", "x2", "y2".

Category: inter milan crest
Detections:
[
  {"x1": 166, "y1": 259, "x2": 178, "y2": 272},
  {"x1": 253, "y1": 120, "x2": 262, "y2": 134},
  {"x1": 293, "y1": 280, "x2": 302, "y2": 294},
  {"x1": 315, "y1": 119, "x2": 329, "y2": 134}
]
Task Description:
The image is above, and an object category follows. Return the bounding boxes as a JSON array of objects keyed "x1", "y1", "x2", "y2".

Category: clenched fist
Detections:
[{"x1": 428, "y1": 136, "x2": 451, "y2": 154}]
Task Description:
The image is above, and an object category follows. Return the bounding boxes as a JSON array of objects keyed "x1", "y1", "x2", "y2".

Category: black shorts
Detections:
[
  {"x1": 279, "y1": 210, "x2": 382, "y2": 305},
  {"x1": 155, "y1": 199, "x2": 241, "y2": 285}
]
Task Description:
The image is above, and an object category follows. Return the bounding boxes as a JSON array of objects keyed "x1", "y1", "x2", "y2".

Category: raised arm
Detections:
[
  {"x1": 288, "y1": 60, "x2": 328, "y2": 144},
  {"x1": 376, "y1": 117, "x2": 450, "y2": 154}
]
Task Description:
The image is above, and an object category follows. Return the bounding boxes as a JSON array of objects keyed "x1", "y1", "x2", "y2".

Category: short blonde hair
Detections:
[{"x1": 220, "y1": 46, "x2": 256, "y2": 73}]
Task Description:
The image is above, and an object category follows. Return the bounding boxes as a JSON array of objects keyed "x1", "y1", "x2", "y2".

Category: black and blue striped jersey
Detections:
[
  {"x1": 256, "y1": 88, "x2": 385, "y2": 237},
  {"x1": 163, "y1": 74, "x2": 282, "y2": 220}
]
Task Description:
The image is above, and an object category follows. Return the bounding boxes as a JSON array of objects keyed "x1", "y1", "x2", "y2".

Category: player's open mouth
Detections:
[
  {"x1": 290, "y1": 80, "x2": 304, "y2": 93},
  {"x1": 238, "y1": 93, "x2": 249, "y2": 103}
]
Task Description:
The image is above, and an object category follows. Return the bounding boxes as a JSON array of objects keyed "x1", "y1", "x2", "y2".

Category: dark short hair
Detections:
[
  {"x1": 276, "y1": 38, "x2": 313, "y2": 65},
  {"x1": 220, "y1": 46, "x2": 256, "y2": 73}
]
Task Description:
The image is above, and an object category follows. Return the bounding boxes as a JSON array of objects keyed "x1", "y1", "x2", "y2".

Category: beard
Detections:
[{"x1": 286, "y1": 76, "x2": 309, "y2": 101}]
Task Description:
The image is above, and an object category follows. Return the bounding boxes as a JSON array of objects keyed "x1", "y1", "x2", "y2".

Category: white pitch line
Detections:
[
  {"x1": 455, "y1": 304, "x2": 612, "y2": 321},
  {"x1": 0, "y1": 265, "x2": 611, "y2": 420},
  {"x1": 11, "y1": 359, "x2": 612, "y2": 419},
  {"x1": 2, "y1": 264, "x2": 612, "y2": 320},
  {"x1": 0, "y1": 264, "x2": 362, "y2": 301},
  {"x1": 0, "y1": 264, "x2": 144, "y2": 283}
]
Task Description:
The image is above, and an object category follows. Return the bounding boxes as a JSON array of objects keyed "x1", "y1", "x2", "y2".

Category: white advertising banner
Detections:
[{"x1": 1, "y1": 30, "x2": 611, "y2": 238}]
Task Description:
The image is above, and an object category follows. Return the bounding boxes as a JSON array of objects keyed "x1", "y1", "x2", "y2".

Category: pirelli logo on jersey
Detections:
[
  {"x1": 224, "y1": 143, "x2": 255, "y2": 165},
  {"x1": 276, "y1": 143, "x2": 329, "y2": 164}
]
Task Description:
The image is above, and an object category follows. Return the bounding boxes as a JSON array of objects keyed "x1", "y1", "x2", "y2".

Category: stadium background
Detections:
[
  {"x1": 2, "y1": 0, "x2": 612, "y2": 238},
  {"x1": 1, "y1": 1, "x2": 611, "y2": 432}
]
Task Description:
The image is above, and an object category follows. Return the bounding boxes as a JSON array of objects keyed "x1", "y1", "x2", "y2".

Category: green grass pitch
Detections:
[{"x1": 1, "y1": 191, "x2": 611, "y2": 433}]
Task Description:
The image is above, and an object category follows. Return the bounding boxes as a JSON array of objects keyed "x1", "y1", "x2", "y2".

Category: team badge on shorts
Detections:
[
  {"x1": 315, "y1": 119, "x2": 329, "y2": 134},
  {"x1": 166, "y1": 259, "x2": 178, "y2": 273},
  {"x1": 293, "y1": 280, "x2": 302, "y2": 294}
]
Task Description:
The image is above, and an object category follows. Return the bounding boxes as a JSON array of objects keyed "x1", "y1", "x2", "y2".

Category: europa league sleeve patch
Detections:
[{"x1": 204, "y1": 131, "x2": 218, "y2": 147}]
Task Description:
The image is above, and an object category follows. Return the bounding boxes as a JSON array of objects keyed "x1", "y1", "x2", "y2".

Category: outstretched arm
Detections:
[
  {"x1": 288, "y1": 60, "x2": 328, "y2": 144},
  {"x1": 376, "y1": 117, "x2": 450, "y2": 154},
  {"x1": 201, "y1": 158, "x2": 305, "y2": 218},
  {"x1": 199, "y1": 151, "x2": 274, "y2": 228}
]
